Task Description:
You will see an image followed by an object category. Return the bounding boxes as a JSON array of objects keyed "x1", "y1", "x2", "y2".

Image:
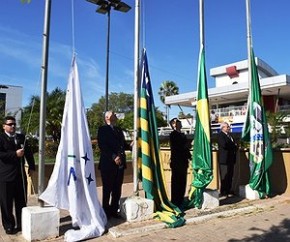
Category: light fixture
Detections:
[{"x1": 86, "y1": 0, "x2": 131, "y2": 111}]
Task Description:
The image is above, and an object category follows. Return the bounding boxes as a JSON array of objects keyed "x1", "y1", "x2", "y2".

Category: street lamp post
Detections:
[{"x1": 86, "y1": 0, "x2": 131, "y2": 111}]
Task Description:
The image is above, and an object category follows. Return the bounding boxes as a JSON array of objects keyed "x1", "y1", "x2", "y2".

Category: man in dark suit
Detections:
[
  {"x1": 217, "y1": 122, "x2": 238, "y2": 197},
  {"x1": 169, "y1": 118, "x2": 191, "y2": 208},
  {"x1": 97, "y1": 111, "x2": 131, "y2": 219},
  {"x1": 0, "y1": 116, "x2": 35, "y2": 234}
]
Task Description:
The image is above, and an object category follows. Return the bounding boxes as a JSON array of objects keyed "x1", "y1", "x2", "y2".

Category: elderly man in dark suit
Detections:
[
  {"x1": 97, "y1": 111, "x2": 131, "y2": 219},
  {"x1": 0, "y1": 116, "x2": 35, "y2": 234},
  {"x1": 217, "y1": 122, "x2": 238, "y2": 197}
]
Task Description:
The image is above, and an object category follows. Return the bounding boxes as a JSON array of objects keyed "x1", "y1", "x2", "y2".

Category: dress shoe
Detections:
[
  {"x1": 105, "y1": 211, "x2": 111, "y2": 219},
  {"x1": 15, "y1": 226, "x2": 22, "y2": 232},
  {"x1": 5, "y1": 228, "x2": 17, "y2": 235},
  {"x1": 111, "y1": 212, "x2": 123, "y2": 219},
  {"x1": 228, "y1": 191, "x2": 235, "y2": 197},
  {"x1": 219, "y1": 192, "x2": 228, "y2": 198}
]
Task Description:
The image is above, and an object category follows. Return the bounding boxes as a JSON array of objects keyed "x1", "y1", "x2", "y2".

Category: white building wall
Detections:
[
  {"x1": 0, "y1": 84, "x2": 23, "y2": 126},
  {"x1": 215, "y1": 70, "x2": 248, "y2": 87},
  {"x1": 211, "y1": 58, "x2": 278, "y2": 88}
]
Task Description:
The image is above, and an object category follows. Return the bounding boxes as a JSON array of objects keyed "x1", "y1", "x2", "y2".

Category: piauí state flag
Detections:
[
  {"x1": 241, "y1": 48, "x2": 273, "y2": 198},
  {"x1": 186, "y1": 46, "x2": 213, "y2": 209},
  {"x1": 39, "y1": 56, "x2": 107, "y2": 241},
  {"x1": 138, "y1": 48, "x2": 185, "y2": 228}
]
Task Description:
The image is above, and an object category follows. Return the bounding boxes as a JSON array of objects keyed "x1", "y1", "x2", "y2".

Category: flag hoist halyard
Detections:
[
  {"x1": 39, "y1": 56, "x2": 107, "y2": 241},
  {"x1": 241, "y1": 48, "x2": 273, "y2": 198},
  {"x1": 186, "y1": 46, "x2": 213, "y2": 209},
  {"x1": 138, "y1": 48, "x2": 185, "y2": 228}
]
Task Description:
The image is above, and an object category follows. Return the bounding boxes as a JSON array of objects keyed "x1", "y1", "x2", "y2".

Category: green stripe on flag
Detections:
[{"x1": 138, "y1": 48, "x2": 185, "y2": 227}]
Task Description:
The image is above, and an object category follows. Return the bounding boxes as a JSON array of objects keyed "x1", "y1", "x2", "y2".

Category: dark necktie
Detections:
[
  {"x1": 111, "y1": 126, "x2": 118, "y2": 136},
  {"x1": 8, "y1": 136, "x2": 17, "y2": 146}
]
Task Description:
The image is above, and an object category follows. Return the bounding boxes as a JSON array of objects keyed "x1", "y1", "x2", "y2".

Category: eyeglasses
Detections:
[{"x1": 5, "y1": 123, "x2": 16, "y2": 127}]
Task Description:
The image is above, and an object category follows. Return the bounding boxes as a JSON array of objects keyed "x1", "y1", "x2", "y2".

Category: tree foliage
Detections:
[
  {"x1": 21, "y1": 89, "x2": 167, "y2": 143},
  {"x1": 117, "y1": 107, "x2": 167, "y2": 131},
  {"x1": 158, "y1": 80, "x2": 179, "y2": 122},
  {"x1": 21, "y1": 88, "x2": 65, "y2": 142},
  {"x1": 158, "y1": 80, "x2": 179, "y2": 105},
  {"x1": 87, "y1": 92, "x2": 134, "y2": 137},
  {"x1": 266, "y1": 111, "x2": 290, "y2": 144}
]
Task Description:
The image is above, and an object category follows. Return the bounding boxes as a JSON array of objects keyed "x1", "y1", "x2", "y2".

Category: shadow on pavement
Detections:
[
  {"x1": 228, "y1": 218, "x2": 290, "y2": 242},
  {"x1": 58, "y1": 212, "x2": 127, "y2": 236},
  {"x1": 219, "y1": 195, "x2": 244, "y2": 206}
]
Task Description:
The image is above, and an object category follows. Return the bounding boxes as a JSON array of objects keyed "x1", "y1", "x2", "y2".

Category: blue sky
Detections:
[{"x1": 1, "y1": 0, "x2": 290, "y2": 120}]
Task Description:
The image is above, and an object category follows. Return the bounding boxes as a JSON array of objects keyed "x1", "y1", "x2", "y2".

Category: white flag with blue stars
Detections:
[{"x1": 39, "y1": 56, "x2": 107, "y2": 241}]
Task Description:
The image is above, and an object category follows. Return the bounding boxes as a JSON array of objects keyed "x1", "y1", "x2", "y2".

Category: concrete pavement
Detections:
[{"x1": 1, "y1": 183, "x2": 290, "y2": 241}]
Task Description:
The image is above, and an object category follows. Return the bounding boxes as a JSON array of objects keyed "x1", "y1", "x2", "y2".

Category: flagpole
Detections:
[
  {"x1": 246, "y1": 0, "x2": 252, "y2": 87},
  {"x1": 38, "y1": 0, "x2": 51, "y2": 206},
  {"x1": 133, "y1": 0, "x2": 140, "y2": 195},
  {"x1": 199, "y1": 0, "x2": 204, "y2": 48}
]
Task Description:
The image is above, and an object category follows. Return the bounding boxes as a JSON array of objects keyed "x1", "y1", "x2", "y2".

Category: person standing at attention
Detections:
[
  {"x1": 0, "y1": 116, "x2": 35, "y2": 234},
  {"x1": 217, "y1": 122, "x2": 238, "y2": 197},
  {"x1": 97, "y1": 111, "x2": 131, "y2": 219},
  {"x1": 169, "y1": 118, "x2": 191, "y2": 208}
]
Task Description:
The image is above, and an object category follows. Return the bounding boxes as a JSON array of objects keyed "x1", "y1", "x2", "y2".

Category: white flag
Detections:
[{"x1": 39, "y1": 56, "x2": 107, "y2": 241}]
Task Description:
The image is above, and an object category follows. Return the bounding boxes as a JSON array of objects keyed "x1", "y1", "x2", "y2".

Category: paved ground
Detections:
[{"x1": 1, "y1": 183, "x2": 290, "y2": 241}]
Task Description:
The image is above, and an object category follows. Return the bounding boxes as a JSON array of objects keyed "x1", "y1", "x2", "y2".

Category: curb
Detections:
[
  {"x1": 186, "y1": 205, "x2": 257, "y2": 225},
  {"x1": 108, "y1": 196, "x2": 290, "y2": 238},
  {"x1": 109, "y1": 222, "x2": 166, "y2": 238},
  {"x1": 109, "y1": 206, "x2": 257, "y2": 238}
]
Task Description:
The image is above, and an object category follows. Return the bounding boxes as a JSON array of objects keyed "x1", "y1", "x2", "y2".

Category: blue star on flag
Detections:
[
  {"x1": 86, "y1": 173, "x2": 94, "y2": 185},
  {"x1": 82, "y1": 152, "x2": 90, "y2": 165}
]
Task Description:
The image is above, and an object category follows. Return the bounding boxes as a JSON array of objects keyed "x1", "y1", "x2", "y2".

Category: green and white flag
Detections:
[
  {"x1": 242, "y1": 48, "x2": 273, "y2": 198},
  {"x1": 138, "y1": 48, "x2": 185, "y2": 228},
  {"x1": 187, "y1": 46, "x2": 213, "y2": 209}
]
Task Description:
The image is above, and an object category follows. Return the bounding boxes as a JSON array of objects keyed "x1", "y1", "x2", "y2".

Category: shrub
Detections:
[
  {"x1": 45, "y1": 141, "x2": 59, "y2": 158},
  {"x1": 92, "y1": 139, "x2": 100, "y2": 160},
  {"x1": 25, "y1": 136, "x2": 39, "y2": 154}
]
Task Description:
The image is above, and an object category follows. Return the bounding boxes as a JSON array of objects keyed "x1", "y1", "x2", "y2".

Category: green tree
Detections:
[
  {"x1": 118, "y1": 107, "x2": 167, "y2": 131},
  {"x1": 87, "y1": 92, "x2": 167, "y2": 137},
  {"x1": 267, "y1": 111, "x2": 290, "y2": 145},
  {"x1": 0, "y1": 99, "x2": 6, "y2": 119},
  {"x1": 155, "y1": 107, "x2": 168, "y2": 127},
  {"x1": 178, "y1": 111, "x2": 193, "y2": 119},
  {"x1": 118, "y1": 111, "x2": 134, "y2": 131},
  {"x1": 21, "y1": 95, "x2": 40, "y2": 135},
  {"x1": 21, "y1": 88, "x2": 65, "y2": 142},
  {"x1": 108, "y1": 92, "x2": 134, "y2": 112},
  {"x1": 46, "y1": 88, "x2": 66, "y2": 142},
  {"x1": 87, "y1": 92, "x2": 134, "y2": 137},
  {"x1": 158, "y1": 80, "x2": 179, "y2": 123},
  {"x1": 86, "y1": 103, "x2": 104, "y2": 139}
]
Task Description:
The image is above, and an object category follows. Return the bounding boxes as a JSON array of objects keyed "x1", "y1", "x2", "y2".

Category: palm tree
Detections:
[
  {"x1": 46, "y1": 88, "x2": 66, "y2": 142},
  {"x1": 21, "y1": 87, "x2": 65, "y2": 142},
  {"x1": 158, "y1": 81, "x2": 179, "y2": 123}
]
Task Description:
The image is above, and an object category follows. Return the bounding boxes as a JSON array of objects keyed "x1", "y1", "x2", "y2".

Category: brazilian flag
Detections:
[
  {"x1": 138, "y1": 48, "x2": 185, "y2": 228},
  {"x1": 241, "y1": 48, "x2": 273, "y2": 198},
  {"x1": 186, "y1": 46, "x2": 213, "y2": 209}
]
